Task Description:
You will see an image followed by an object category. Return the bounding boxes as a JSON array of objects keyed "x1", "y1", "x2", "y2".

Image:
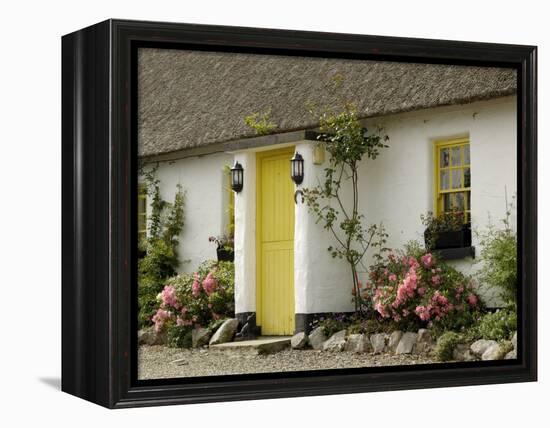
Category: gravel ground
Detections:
[{"x1": 138, "y1": 345, "x2": 439, "y2": 380}]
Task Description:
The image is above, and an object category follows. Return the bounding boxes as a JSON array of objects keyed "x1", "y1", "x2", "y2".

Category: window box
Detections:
[
  {"x1": 424, "y1": 224, "x2": 471, "y2": 250},
  {"x1": 216, "y1": 247, "x2": 234, "y2": 262}
]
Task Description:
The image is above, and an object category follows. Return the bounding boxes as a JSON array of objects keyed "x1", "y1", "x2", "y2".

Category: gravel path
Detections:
[{"x1": 138, "y1": 345, "x2": 439, "y2": 380}]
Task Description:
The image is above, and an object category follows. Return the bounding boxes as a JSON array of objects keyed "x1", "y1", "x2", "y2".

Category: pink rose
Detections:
[
  {"x1": 421, "y1": 253, "x2": 434, "y2": 268},
  {"x1": 192, "y1": 272, "x2": 201, "y2": 297}
]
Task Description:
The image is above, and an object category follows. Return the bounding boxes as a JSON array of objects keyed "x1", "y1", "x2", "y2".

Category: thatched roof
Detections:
[{"x1": 138, "y1": 48, "x2": 517, "y2": 157}]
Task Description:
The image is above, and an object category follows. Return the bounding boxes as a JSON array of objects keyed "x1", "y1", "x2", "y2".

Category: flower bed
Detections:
[
  {"x1": 150, "y1": 260, "x2": 235, "y2": 347},
  {"x1": 365, "y1": 243, "x2": 480, "y2": 332}
]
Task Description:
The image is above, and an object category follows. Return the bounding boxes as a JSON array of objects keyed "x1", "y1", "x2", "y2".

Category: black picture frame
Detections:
[{"x1": 61, "y1": 19, "x2": 537, "y2": 408}]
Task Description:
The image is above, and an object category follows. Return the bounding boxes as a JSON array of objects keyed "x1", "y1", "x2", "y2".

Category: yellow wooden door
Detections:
[{"x1": 256, "y1": 147, "x2": 295, "y2": 335}]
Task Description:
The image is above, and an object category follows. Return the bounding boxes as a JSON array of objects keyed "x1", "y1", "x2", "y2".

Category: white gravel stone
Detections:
[
  {"x1": 505, "y1": 350, "x2": 517, "y2": 360},
  {"x1": 291, "y1": 332, "x2": 309, "y2": 350},
  {"x1": 453, "y1": 344, "x2": 476, "y2": 362},
  {"x1": 370, "y1": 333, "x2": 387, "y2": 354},
  {"x1": 388, "y1": 331, "x2": 403, "y2": 352},
  {"x1": 470, "y1": 339, "x2": 498, "y2": 357},
  {"x1": 481, "y1": 343, "x2": 505, "y2": 360},
  {"x1": 209, "y1": 318, "x2": 239, "y2": 345},
  {"x1": 415, "y1": 329, "x2": 434, "y2": 354},
  {"x1": 322, "y1": 330, "x2": 347, "y2": 352},
  {"x1": 138, "y1": 345, "x2": 438, "y2": 380},
  {"x1": 308, "y1": 327, "x2": 327, "y2": 350},
  {"x1": 344, "y1": 334, "x2": 371, "y2": 353},
  {"x1": 396, "y1": 332, "x2": 418, "y2": 355}
]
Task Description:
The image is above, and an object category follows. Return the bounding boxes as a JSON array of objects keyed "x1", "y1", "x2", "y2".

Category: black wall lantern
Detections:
[
  {"x1": 290, "y1": 152, "x2": 304, "y2": 185},
  {"x1": 230, "y1": 161, "x2": 244, "y2": 192}
]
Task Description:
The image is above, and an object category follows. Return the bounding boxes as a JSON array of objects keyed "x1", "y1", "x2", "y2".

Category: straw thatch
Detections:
[{"x1": 138, "y1": 48, "x2": 516, "y2": 157}]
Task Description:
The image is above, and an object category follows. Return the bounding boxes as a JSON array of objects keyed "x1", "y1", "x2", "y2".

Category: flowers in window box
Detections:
[{"x1": 421, "y1": 209, "x2": 471, "y2": 250}]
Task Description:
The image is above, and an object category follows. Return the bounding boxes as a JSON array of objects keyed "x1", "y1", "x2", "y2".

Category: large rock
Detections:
[
  {"x1": 323, "y1": 330, "x2": 347, "y2": 352},
  {"x1": 138, "y1": 326, "x2": 166, "y2": 346},
  {"x1": 505, "y1": 350, "x2": 517, "y2": 360},
  {"x1": 396, "y1": 332, "x2": 418, "y2": 354},
  {"x1": 388, "y1": 331, "x2": 403, "y2": 352},
  {"x1": 470, "y1": 339, "x2": 498, "y2": 357},
  {"x1": 415, "y1": 329, "x2": 434, "y2": 354},
  {"x1": 370, "y1": 333, "x2": 387, "y2": 354},
  {"x1": 308, "y1": 327, "x2": 327, "y2": 350},
  {"x1": 209, "y1": 318, "x2": 239, "y2": 345},
  {"x1": 511, "y1": 331, "x2": 517, "y2": 351},
  {"x1": 291, "y1": 332, "x2": 309, "y2": 350},
  {"x1": 192, "y1": 327, "x2": 212, "y2": 348},
  {"x1": 344, "y1": 334, "x2": 371, "y2": 353},
  {"x1": 453, "y1": 343, "x2": 476, "y2": 361},
  {"x1": 482, "y1": 343, "x2": 505, "y2": 360}
]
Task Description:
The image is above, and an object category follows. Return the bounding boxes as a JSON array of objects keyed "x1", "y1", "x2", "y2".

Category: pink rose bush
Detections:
[
  {"x1": 366, "y1": 245, "x2": 480, "y2": 329},
  {"x1": 151, "y1": 260, "x2": 235, "y2": 334}
]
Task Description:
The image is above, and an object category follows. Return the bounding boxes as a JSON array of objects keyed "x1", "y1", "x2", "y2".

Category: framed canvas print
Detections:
[{"x1": 61, "y1": 19, "x2": 537, "y2": 408}]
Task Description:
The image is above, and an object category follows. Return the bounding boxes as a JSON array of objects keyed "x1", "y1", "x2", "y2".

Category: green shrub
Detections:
[
  {"x1": 167, "y1": 325, "x2": 193, "y2": 348},
  {"x1": 314, "y1": 316, "x2": 348, "y2": 337},
  {"x1": 477, "y1": 222, "x2": 517, "y2": 304},
  {"x1": 435, "y1": 331, "x2": 464, "y2": 362},
  {"x1": 244, "y1": 110, "x2": 277, "y2": 135},
  {"x1": 470, "y1": 307, "x2": 517, "y2": 341}
]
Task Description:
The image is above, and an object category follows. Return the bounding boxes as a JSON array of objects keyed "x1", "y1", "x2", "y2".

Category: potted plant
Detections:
[
  {"x1": 421, "y1": 209, "x2": 471, "y2": 250},
  {"x1": 209, "y1": 234, "x2": 234, "y2": 262}
]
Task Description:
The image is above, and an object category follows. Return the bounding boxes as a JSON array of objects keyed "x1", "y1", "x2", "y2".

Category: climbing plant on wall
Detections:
[
  {"x1": 302, "y1": 105, "x2": 389, "y2": 312},
  {"x1": 138, "y1": 164, "x2": 186, "y2": 327}
]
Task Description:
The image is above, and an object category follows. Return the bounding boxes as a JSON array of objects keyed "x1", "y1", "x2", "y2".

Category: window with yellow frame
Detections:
[
  {"x1": 434, "y1": 138, "x2": 471, "y2": 223},
  {"x1": 138, "y1": 184, "x2": 147, "y2": 241}
]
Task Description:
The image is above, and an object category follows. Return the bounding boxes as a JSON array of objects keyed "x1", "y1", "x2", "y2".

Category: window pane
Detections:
[
  {"x1": 467, "y1": 191, "x2": 471, "y2": 211},
  {"x1": 138, "y1": 197, "x2": 146, "y2": 214},
  {"x1": 138, "y1": 214, "x2": 146, "y2": 232},
  {"x1": 440, "y1": 169, "x2": 449, "y2": 190},
  {"x1": 455, "y1": 192, "x2": 465, "y2": 211},
  {"x1": 464, "y1": 167, "x2": 471, "y2": 187},
  {"x1": 452, "y1": 169, "x2": 462, "y2": 189},
  {"x1": 443, "y1": 193, "x2": 452, "y2": 212},
  {"x1": 464, "y1": 144, "x2": 470, "y2": 165},
  {"x1": 451, "y1": 147, "x2": 461, "y2": 166},
  {"x1": 440, "y1": 148, "x2": 450, "y2": 167}
]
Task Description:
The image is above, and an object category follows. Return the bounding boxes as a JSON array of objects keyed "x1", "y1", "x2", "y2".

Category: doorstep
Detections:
[{"x1": 209, "y1": 336, "x2": 291, "y2": 355}]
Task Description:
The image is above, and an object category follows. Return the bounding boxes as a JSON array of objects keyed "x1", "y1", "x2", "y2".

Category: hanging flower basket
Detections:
[{"x1": 216, "y1": 247, "x2": 234, "y2": 262}]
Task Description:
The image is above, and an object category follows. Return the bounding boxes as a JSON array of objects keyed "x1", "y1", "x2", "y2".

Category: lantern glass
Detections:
[
  {"x1": 290, "y1": 152, "x2": 304, "y2": 185},
  {"x1": 230, "y1": 161, "x2": 244, "y2": 192}
]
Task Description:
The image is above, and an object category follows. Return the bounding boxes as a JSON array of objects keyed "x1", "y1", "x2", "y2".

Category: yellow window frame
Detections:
[
  {"x1": 433, "y1": 137, "x2": 471, "y2": 223},
  {"x1": 137, "y1": 184, "x2": 147, "y2": 240}
]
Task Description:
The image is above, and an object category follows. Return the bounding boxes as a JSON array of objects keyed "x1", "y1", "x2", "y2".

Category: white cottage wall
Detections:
[
  {"x1": 142, "y1": 152, "x2": 234, "y2": 274},
  {"x1": 233, "y1": 152, "x2": 257, "y2": 314},
  {"x1": 146, "y1": 95, "x2": 516, "y2": 325},
  {"x1": 297, "y1": 96, "x2": 517, "y2": 312}
]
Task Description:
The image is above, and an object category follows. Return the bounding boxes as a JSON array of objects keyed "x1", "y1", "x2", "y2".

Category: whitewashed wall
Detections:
[
  {"x1": 294, "y1": 96, "x2": 517, "y2": 310},
  {"x1": 142, "y1": 152, "x2": 233, "y2": 274},
  {"x1": 233, "y1": 152, "x2": 257, "y2": 314},
  {"x1": 146, "y1": 95, "x2": 516, "y2": 314}
]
